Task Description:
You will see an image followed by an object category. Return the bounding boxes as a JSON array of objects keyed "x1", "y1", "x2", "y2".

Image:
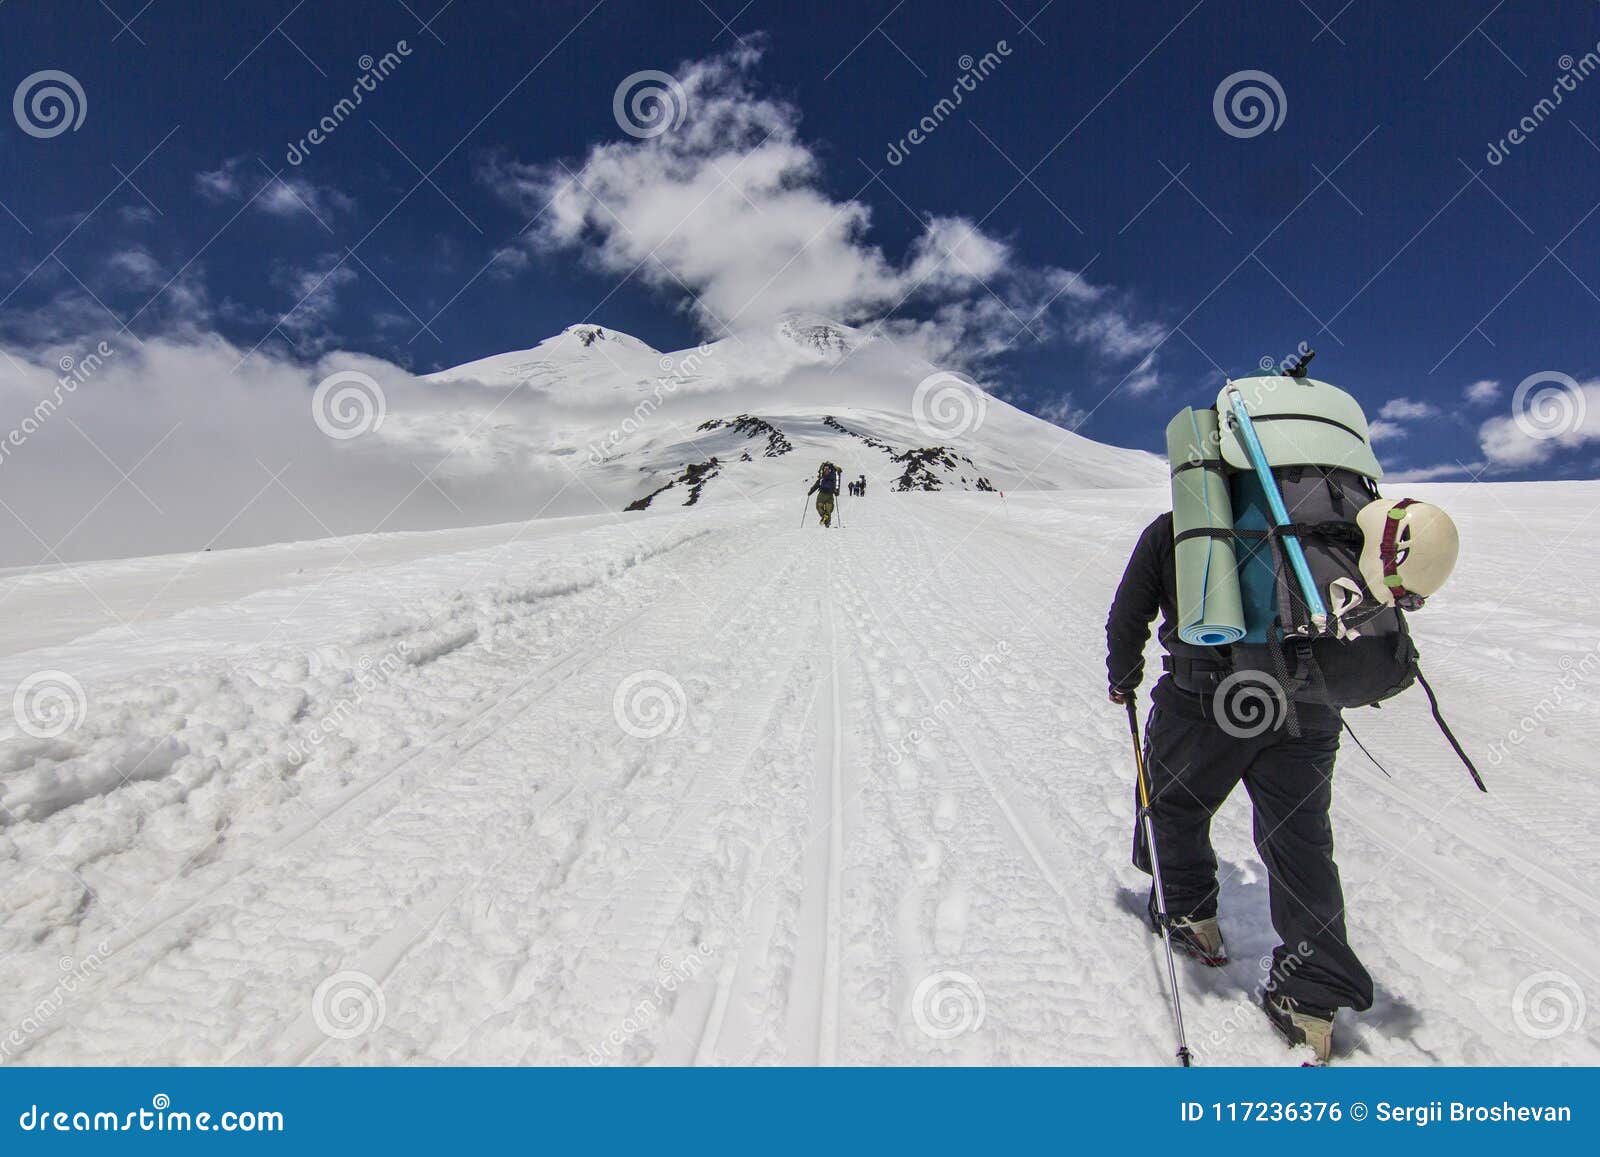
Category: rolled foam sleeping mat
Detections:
[
  {"x1": 1166, "y1": 407, "x2": 1246, "y2": 647},
  {"x1": 1228, "y1": 469, "x2": 1277, "y2": 644},
  {"x1": 1216, "y1": 376, "x2": 1383, "y2": 479}
]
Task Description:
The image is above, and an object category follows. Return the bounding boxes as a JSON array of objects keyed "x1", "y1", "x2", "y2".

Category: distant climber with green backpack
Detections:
[
  {"x1": 808, "y1": 461, "x2": 842, "y2": 527},
  {"x1": 1107, "y1": 357, "x2": 1475, "y2": 1065}
]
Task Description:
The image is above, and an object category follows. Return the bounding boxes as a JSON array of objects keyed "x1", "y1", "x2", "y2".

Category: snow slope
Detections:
[{"x1": 2, "y1": 481, "x2": 1597, "y2": 1065}]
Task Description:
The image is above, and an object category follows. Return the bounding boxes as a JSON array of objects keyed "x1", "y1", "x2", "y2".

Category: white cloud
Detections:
[
  {"x1": 1463, "y1": 378, "x2": 1500, "y2": 405},
  {"x1": 274, "y1": 259, "x2": 359, "y2": 349},
  {"x1": 1122, "y1": 352, "x2": 1161, "y2": 396},
  {"x1": 1038, "y1": 394, "x2": 1086, "y2": 429},
  {"x1": 104, "y1": 246, "x2": 165, "y2": 291},
  {"x1": 1477, "y1": 378, "x2": 1600, "y2": 467},
  {"x1": 196, "y1": 158, "x2": 353, "y2": 221},
  {"x1": 1378, "y1": 397, "x2": 1438, "y2": 421},
  {"x1": 1367, "y1": 418, "x2": 1408, "y2": 442},
  {"x1": 1386, "y1": 461, "x2": 1484, "y2": 483},
  {"x1": 488, "y1": 45, "x2": 1160, "y2": 372},
  {"x1": 0, "y1": 338, "x2": 599, "y2": 565}
]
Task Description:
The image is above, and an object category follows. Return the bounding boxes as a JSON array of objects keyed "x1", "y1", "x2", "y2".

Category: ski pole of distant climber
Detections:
[{"x1": 1127, "y1": 696, "x2": 1194, "y2": 1067}]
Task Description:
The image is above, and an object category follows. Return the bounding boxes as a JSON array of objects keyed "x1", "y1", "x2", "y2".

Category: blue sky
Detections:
[{"x1": 3, "y1": 0, "x2": 1598, "y2": 480}]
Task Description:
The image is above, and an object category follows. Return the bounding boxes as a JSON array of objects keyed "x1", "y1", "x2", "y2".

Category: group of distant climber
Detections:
[{"x1": 804, "y1": 462, "x2": 865, "y2": 528}]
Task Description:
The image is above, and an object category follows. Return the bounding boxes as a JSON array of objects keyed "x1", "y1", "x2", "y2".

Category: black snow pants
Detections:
[{"x1": 1133, "y1": 676, "x2": 1374, "y2": 1014}]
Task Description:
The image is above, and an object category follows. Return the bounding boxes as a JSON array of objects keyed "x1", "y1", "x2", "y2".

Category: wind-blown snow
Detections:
[{"x1": 2, "y1": 481, "x2": 1595, "y2": 1065}]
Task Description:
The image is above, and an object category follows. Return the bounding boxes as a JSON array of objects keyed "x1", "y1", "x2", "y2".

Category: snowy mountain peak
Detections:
[
  {"x1": 550, "y1": 323, "x2": 660, "y2": 356},
  {"x1": 775, "y1": 313, "x2": 870, "y2": 360}
]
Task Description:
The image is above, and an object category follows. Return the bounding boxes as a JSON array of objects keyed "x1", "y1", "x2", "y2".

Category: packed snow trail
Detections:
[{"x1": 2, "y1": 485, "x2": 1598, "y2": 1065}]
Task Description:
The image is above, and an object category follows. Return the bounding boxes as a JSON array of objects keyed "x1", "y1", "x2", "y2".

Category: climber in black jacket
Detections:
[{"x1": 1106, "y1": 512, "x2": 1372, "y2": 1064}]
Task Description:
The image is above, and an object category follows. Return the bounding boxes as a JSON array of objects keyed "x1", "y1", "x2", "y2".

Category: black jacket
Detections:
[{"x1": 1105, "y1": 513, "x2": 1232, "y2": 696}]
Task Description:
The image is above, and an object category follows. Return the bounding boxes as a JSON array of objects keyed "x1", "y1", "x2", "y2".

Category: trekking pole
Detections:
[
  {"x1": 1126, "y1": 696, "x2": 1195, "y2": 1067},
  {"x1": 800, "y1": 491, "x2": 810, "y2": 529}
]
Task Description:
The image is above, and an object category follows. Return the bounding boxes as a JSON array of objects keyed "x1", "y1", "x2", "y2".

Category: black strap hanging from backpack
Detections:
[{"x1": 1414, "y1": 668, "x2": 1488, "y2": 793}]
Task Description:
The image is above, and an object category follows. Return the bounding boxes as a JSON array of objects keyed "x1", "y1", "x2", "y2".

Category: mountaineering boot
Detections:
[
  {"x1": 1262, "y1": 992, "x2": 1334, "y2": 1064},
  {"x1": 1147, "y1": 898, "x2": 1227, "y2": 966}
]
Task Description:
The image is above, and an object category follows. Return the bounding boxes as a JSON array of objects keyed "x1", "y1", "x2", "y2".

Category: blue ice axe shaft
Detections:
[{"x1": 1223, "y1": 382, "x2": 1328, "y2": 632}]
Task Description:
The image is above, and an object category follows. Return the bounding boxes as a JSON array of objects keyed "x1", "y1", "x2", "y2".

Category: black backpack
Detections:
[
  {"x1": 1228, "y1": 464, "x2": 1417, "y2": 711},
  {"x1": 1222, "y1": 449, "x2": 1483, "y2": 791}
]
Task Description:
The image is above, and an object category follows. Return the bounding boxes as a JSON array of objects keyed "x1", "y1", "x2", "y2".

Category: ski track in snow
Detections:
[{"x1": 2, "y1": 484, "x2": 1598, "y2": 1066}]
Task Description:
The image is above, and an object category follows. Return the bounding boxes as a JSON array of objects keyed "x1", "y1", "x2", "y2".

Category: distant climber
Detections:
[{"x1": 808, "y1": 461, "x2": 842, "y2": 527}]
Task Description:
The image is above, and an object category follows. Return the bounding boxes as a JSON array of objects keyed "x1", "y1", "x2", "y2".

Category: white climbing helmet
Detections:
[{"x1": 1356, "y1": 499, "x2": 1460, "y2": 609}]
